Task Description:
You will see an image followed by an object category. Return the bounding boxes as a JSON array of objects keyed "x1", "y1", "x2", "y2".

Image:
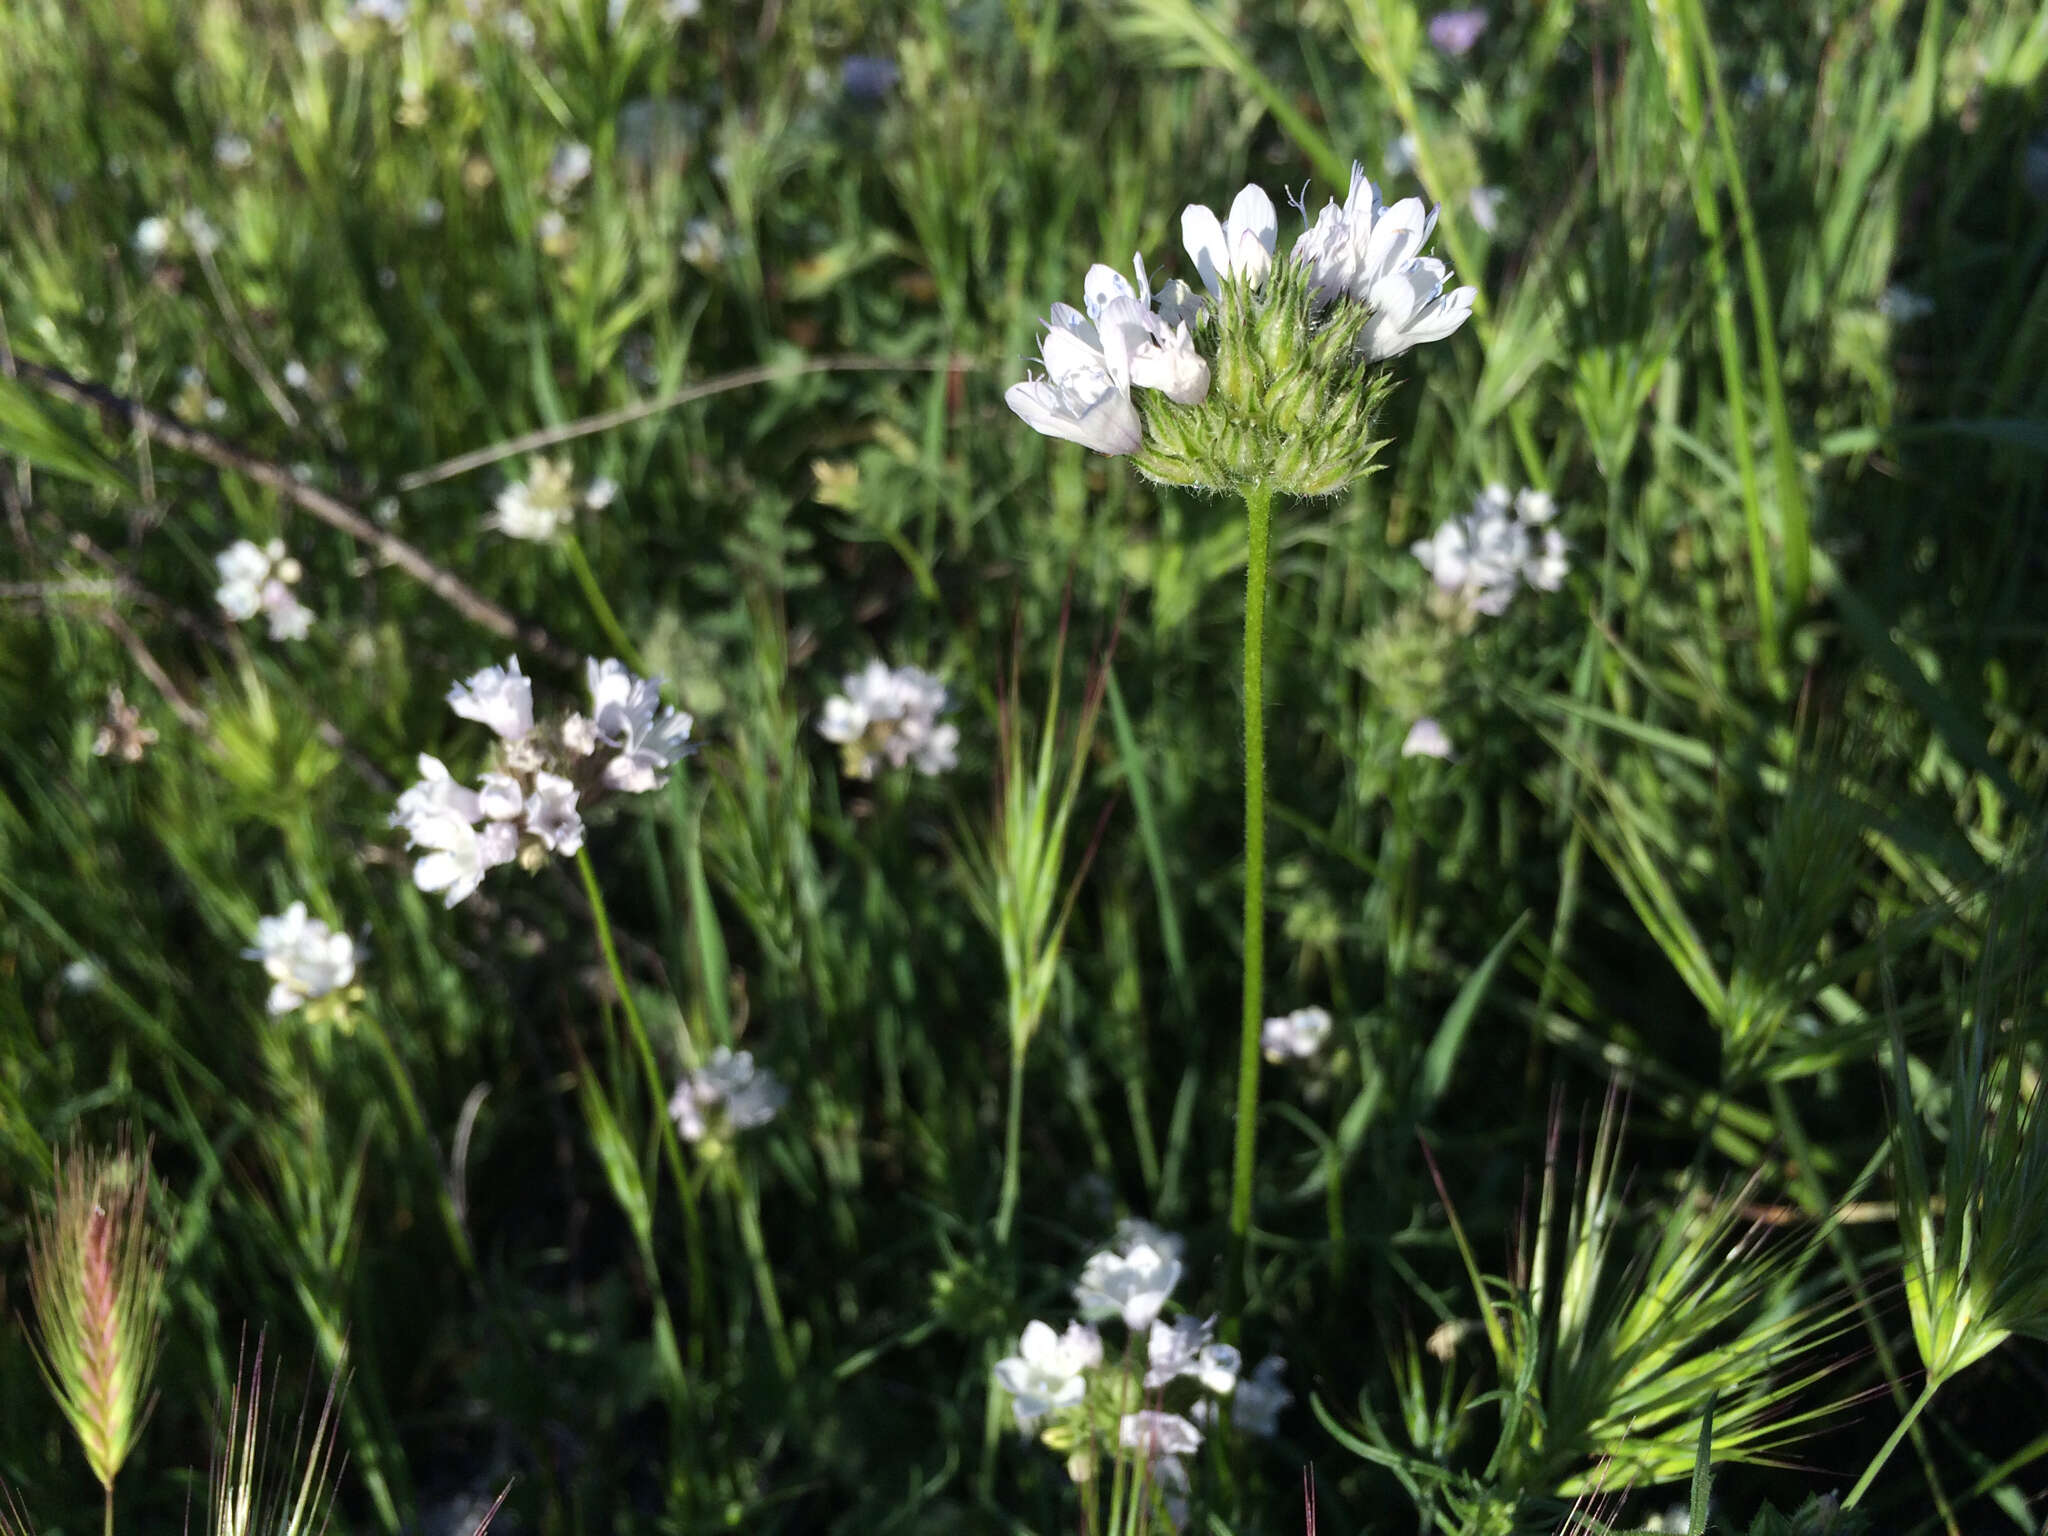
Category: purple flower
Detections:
[{"x1": 1428, "y1": 8, "x2": 1488, "y2": 55}]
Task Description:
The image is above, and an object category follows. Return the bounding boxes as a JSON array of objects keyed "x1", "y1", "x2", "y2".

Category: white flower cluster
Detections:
[
  {"x1": 1401, "y1": 717, "x2": 1456, "y2": 761},
  {"x1": 1006, "y1": 161, "x2": 1474, "y2": 456},
  {"x1": 1412, "y1": 483, "x2": 1568, "y2": 618},
  {"x1": 994, "y1": 1221, "x2": 1289, "y2": 1530},
  {"x1": 392, "y1": 656, "x2": 692, "y2": 907},
  {"x1": 245, "y1": 901, "x2": 357, "y2": 1016},
  {"x1": 215, "y1": 538, "x2": 315, "y2": 641},
  {"x1": 547, "y1": 141, "x2": 593, "y2": 201},
  {"x1": 667, "y1": 1047, "x2": 788, "y2": 1145},
  {"x1": 1260, "y1": 1005, "x2": 1332, "y2": 1065},
  {"x1": 486, "y1": 456, "x2": 617, "y2": 543},
  {"x1": 816, "y1": 660, "x2": 959, "y2": 780}
]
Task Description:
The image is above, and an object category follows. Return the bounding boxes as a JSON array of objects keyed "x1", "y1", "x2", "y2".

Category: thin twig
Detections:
[
  {"x1": 394, "y1": 352, "x2": 976, "y2": 492},
  {"x1": 98, "y1": 606, "x2": 212, "y2": 738},
  {"x1": 1, "y1": 354, "x2": 567, "y2": 663}
]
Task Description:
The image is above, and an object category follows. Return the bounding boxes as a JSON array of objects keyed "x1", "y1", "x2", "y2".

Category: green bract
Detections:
[{"x1": 1131, "y1": 252, "x2": 1396, "y2": 497}]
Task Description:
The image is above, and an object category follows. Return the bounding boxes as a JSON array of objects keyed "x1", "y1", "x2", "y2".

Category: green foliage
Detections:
[{"x1": 1, "y1": 0, "x2": 2045, "y2": 1532}]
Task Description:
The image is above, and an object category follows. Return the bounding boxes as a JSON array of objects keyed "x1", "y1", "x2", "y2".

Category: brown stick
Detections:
[
  {"x1": 2, "y1": 354, "x2": 568, "y2": 664},
  {"x1": 393, "y1": 352, "x2": 975, "y2": 492}
]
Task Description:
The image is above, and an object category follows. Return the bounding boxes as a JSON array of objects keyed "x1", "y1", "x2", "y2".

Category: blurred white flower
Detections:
[
  {"x1": 392, "y1": 753, "x2": 483, "y2": 827},
  {"x1": 404, "y1": 806, "x2": 517, "y2": 908},
  {"x1": 262, "y1": 582, "x2": 315, "y2": 641},
  {"x1": 416, "y1": 196, "x2": 445, "y2": 226},
  {"x1": 548, "y1": 140, "x2": 593, "y2": 200},
  {"x1": 216, "y1": 539, "x2": 314, "y2": 639},
  {"x1": 1144, "y1": 1315, "x2": 1240, "y2": 1394},
  {"x1": 1113, "y1": 1218, "x2": 1186, "y2": 1262},
  {"x1": 214, "y1": 134, "x2": 254, "y2": 170},
  {"x1": 282, "y1": 359, "x2": 310, "y2": 390},
  {"x1": 1401, "y1": 717, "x2": 1456, "y2": 761},
  {"x1": 134, "y1": 216, "x2": 172, "y2": 258},
  {"x1": 994, "y1": 1320, "x2": 1102, "y2": 1429},
  {"x1": 816, "y1": 661, "x2": 959, "y2": 779},
  {"x1": 587, "y1": 658, "x2": 695, "y2": 792},
  {"x1": 560, "y1": 712, "x2": 599, "y2": 758},
  {"x1": 245, "y1": 901, "x2": 357, "y2": 1015},
  {"x1": 1385, "y1": 133, "x2": 1419, "y2": 178},
  {"x1": 1075, "y1": 1240, "x2": 1181, "y2": 1331},
  {"x1": 447, "y1": 657, "x2": 534, "y2": 742},
  {"x1": 345, "y1": 0, "x2": 410, "y2": 28},
  {"x1": 497, "y1": 9, "x2": 536, "y2": 49},
  {"x1": 1181, "y1": 183, "x2": 1278, "y2": 297},
  {"x1": 679, "y1": 217, "x2": 726, "y2": 267},
  {"x1": 1468, "y1": 184, "x2": 1505, "y2": 233},
  {"x1": 584, "y1": 475, "x2": 618, "y2": 510},
  {"x1": 1428, "y1": 8, "x2": 1488, "y2": 55},
  {"x1": 476, "y1": 771, "x2": 526, "y2": 822},
  {"x1": 1118, "y1": 1410, "x2": 1203, "y2": 1459},
  {"x1": 1412, "y1": 483, "x2": 1567, "y2": 615},
  {"x1": 1260, "y1": 1005, "x2": 1333, "y2": 1064},
  {"x1": 1231, "y1": 1355, "x2": 1293, "y2": 1437},
  {"x1": 523, "y1": 772, "x2": 584, "y2": 853},
  {"x1": 487, "y1": 456, "x2": 581, "y2": 540},
  {"x1": 668, "y1": 1047, "x2": 788, "y2": 1142}
]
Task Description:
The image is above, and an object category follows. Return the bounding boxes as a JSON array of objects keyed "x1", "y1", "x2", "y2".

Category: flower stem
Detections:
[
  {"x1": 1845, "y1": 1375, "x2": 1942, "y2": 1510},
  {"x1": 104, "y1": 1483, "x2": 113, "y2": 1536},
  {"x1": 562, "y1": 532, "x2": 644, "y2": 673},
  {"x1": 725, "y1": 1163, "x2": 798, "y2": 1381},
  {"x1": 994, "y1": 1041, "x2": 1027, "y2": 1247},
  {"x1": 1226, "y1": 481, "x2": 1273, "y2": 1315}
]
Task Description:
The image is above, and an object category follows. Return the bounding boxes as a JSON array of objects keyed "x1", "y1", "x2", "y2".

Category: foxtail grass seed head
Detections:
[
  {"x1": 667, "y1": 1047, "x2": 788, "y2": 1151},
  {"x1": 1007, "y1": 161, "x2": 1473, "y2": 496},
  {"x1": 244, "y1": 902, "x2": 358, "y2": 1016},
  {"x1": 214, "y1": 538, "x2": 315, "y2": 641},
  {"x1": 815, "y1": 660, "x2": 959, "y2": 779},
  {"x1": 210, "y1": 1340, "x2": 345, "y2": 1536},
  {"x1": 393, "y1": 655, "x2": 691, "y2": 905},
  {"x1": 25, "y1": 1142, "x2": 167, "y2": 1494}
]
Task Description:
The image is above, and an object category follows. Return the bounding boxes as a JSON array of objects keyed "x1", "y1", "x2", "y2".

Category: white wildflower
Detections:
[
  {"x1": 548, "y1": 140, "x2": 593, "y2": 200},
  {"x1": 1260, "y1": 1005, "x2": 1333, "y2": 1064},
  {"x1": 1231, "y1": 1355, "x2": 1293, "y2": 1437},
  {"x1": 134, "y1": 216, "x2": 172, "y2": 258},
  {"x1": 815, "y1": 661, "x2": 959, "y2": 779},
  {"x1": 1005, "y1": 301, "x2": 1145, "y2": 456},
  {"x1": 476, "y1": 772, "x2": 526, "y2": 822},
  {"x1": 1084, "y1": 256, "x2": 1211, "y2": 404},
  {"x1": 1118, "y1": 1410, "x2": 1203, "y2": 1459},
  {"x1": 1144, "y1": 1315, "x2": 1240, "y2": 1395},
  {"x1": 214, "y1": 134, "x2": 254, "y2": 170},
  {"x1": 282, "y1": 359, "x2": 310, "y2": 390},
  {"x1": 447, "y1": 657, "x2": 534, "y2": 742},
  {"x1": 667, "y1": 1047, "x2": 787, "y2": 1142},
  {"x1": 487, "y1": 456, "x2": 580, "y2": 541},
  {"x1": 1181, "y1": 183, "x2": 1279, "y2": 297},
  {"x1": 679, "y1": 217, "x2": 725, "y2": 267},
  {"x1": 993, "y1": 1320, "x2": 1103, "y2": 1429},
  {"x1": 1401, "y1": 718, "x2": 1456, "y2": 761},
  {"x1": 214, "y1": 539, "x2": 271, "y2": 621},
  {"x1": 523, "y1": 772, "x2": 584, "y2": 854},
  {"x1": 1412, "y1": 483, "x2": 1568, "y2": 616},
  {"x1": 245, "y1": 901, "x2": 357, "y2": 1015},
  {"x1": 1075, "y1": 1241, "x2": 1181, "y2": 1331},
  {"x1": 1112, "y1": 1218, "x2": 1186, "y2": 1263},
  {"x1": 587, "y1": 658, "x2": 694, "y2": 793},
  {"x1": 392, "y1": 753, "x2": 482, "y2": 828}
]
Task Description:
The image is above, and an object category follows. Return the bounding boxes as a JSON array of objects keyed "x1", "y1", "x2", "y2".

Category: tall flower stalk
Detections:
[
  {"x1": 25, "y1": 1141, "x2": 168, "y2": 1536},
  {"x1": 1008, "y1": 162, "x2": 1474, "y2": 1294}
]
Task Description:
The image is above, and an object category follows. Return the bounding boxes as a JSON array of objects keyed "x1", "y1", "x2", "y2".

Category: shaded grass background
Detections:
[{"x1": 1, "y1": 0, "x2": 2046, "y2": 1530}]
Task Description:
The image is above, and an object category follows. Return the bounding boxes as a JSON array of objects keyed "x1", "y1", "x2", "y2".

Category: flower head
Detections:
[
  {"x1": 1401, "y1": 717, "x2": 1456, "y2": 760},
  {"x1": 244, "y1": 902, "x2": 358, "y2": 1015},
  {"x1": 214, "y1": 539, "x2": 315, "y2": 640},
  {"x1": 448, "y1": 658, "x2": 534, "y2": 742},
  {"x1": 1412, "y1": 483, "x2": 1569, "y2": 617},
  {"x1": 1118, "y1": 1409, "x2": 1203, "y2": 1459},
  {"x1": 667, "y1": 1047, "x2": 788, "y2": 1144},
  {"x1": 485, "y1": 456, "x2": 607, "y2": 541},
  {"x1": 1260, "y1": 1005, "x2": 1333, "y2": 1064},
  {"x1": 816, "y1": 661, "x2": 959, "y2": 779},
  {"x1": 586, "y1": 658, "x2": 694, "y2": 792},
  {"x1": 994, "y1": 1319, "x2": 1103, "y2": 1429},
  {"x1": 1144, "y1": 1315, "x2": 1241, "y2": 1394}
]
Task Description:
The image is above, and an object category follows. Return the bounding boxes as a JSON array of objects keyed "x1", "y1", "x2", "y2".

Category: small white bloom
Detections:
[
  {"x1": 679, "y1": 217, "x2": 725, "y2": 267},
  {"x1": 1144, "y1": 1315, "x2": 1237, "y2": 1394},
  {"x1": 1468, "y1": 184, "x2": 1505, "y2": 234},
  {"x1": 1113, "y1": 1219, "x2": 1186, "y2": 1263},
  {"x1": 1260, "y1": 1005, "x2": 1333, "y2": 1064},
  {"x1": 815, "y1": 661, "x2": 957, "y2": 779},
  {"x1": 560, "y1": 713, "x2": 600, "y2": 758},
  {"x1": 1401, "y1": 718, "x2": 1456, "y2": 761},
  {"x1": 476, "y1": 772, "x2": 526, "y2": 822},
  {"x1": 417, "y1": 197, "x2": 445, "y2": 226},
  {"x1": 1231, "y1": 1355, "x2": 1292, "y2": 1437},
  {"x1": 447, "y1": 657, "x2": 535, "y2": 742},
  {"x1": 1006, "y1": 300, "x2": 1145, "y2": 456},
  {"x1": 282, "y1": 359, "x2": 311, "y2": 390},
  {"x1": 584, "y1": 475, "x2": 618, "y2": 510},
  {"x1": 245, "y1": 901, "x2": 358, "y2": 1014},
  {"x1": 134, "y1": 216, "x2": 172, "y2": 257},
  {"x1": 393, "y1": 753, "x2": 483, "y2": 829},
  {"x1": 487, "y1": 456, "x2": 579, "y2": 541},
  {"x1": 524, "y1": 772, "x2": 584, "y2": 854},
  {"x1": 587, "y1": 658, "x2": 694, "y2": 793},
  {"x1": 1181, "y1": 183, "x2": 1278, "y2": 297},
  {"x1": 406, "y1": 807, "x2": 490, "y2": 907},
  {"x1": 1118, "y1": 1410, "x2": 1203, "y2": 1459},
  {"x1": 1412, "y1": 483, "x2": 1564, "y2": 615},
  {"x1": 261, "y1": 582, "x2": 315, "y2": 641},
  {"x1": 1074, "y1": 1241, "x2": 1181, "y2": 1331},
  {"x1": 548, "y1": 140, "x2": 594, "y2": 200},
  {"x1": 994, "y1": 1320, "x2": 1102, "y2": 1429},
  {"x1": 667, "y1": 1047, "x2": 788, "y2": 1142},
  {"x1": 1084, "y1": 256, "x2": 1211, "y2": 405},
  {"x1": 214, "y1": 134, "x2": 254, "y2": 170}
]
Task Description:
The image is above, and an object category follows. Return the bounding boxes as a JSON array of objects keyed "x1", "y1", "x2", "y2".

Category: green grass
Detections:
[{"x1": 2, "y1": 0, "x2": 2046, "y2": 1532}]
